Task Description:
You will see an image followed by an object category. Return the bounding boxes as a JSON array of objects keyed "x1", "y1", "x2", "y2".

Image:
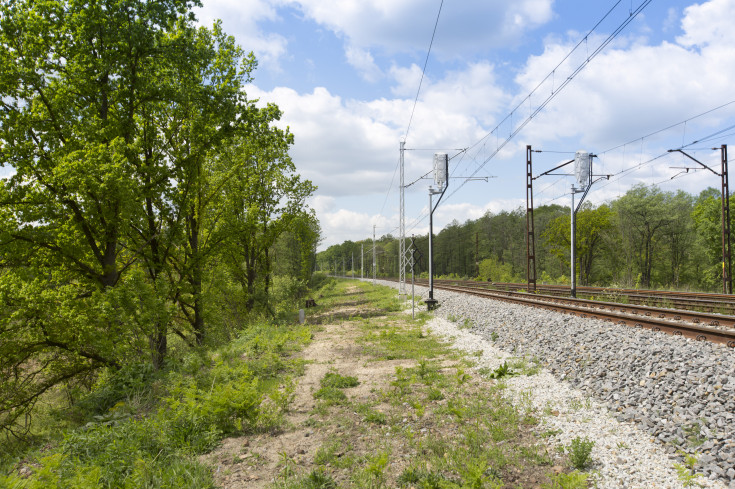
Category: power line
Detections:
[
  {"x1": 599, "y1": 100, "x2": 735, "y2": 155},
  {"x1": 537, "y1": 120, "x2": 735, "y2": 206},
  {"x1": 404, "y1": 0, "x2": 444, "y2": 143},
  {"x1": 444, "y1": 0, "x2": 653, "y2": 205},
  {"x1": 376, "y1": 0, "x2": 444, "y2": 228}
]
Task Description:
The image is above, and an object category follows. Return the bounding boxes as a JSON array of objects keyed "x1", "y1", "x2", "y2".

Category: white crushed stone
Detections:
[
  {"x1": 426, "y1": 314, "x2": 726, "y2": 489},
  {"x1": 382, "y1": 279, "x2": 732, "y2": 489}
]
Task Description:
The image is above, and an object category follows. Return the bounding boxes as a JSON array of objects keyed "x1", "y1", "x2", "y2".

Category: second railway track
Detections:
[{"x1": 401, "y1": 278, "x2": 735, "y2": 348}]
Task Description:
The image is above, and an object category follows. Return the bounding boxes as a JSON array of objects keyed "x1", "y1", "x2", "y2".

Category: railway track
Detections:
[
  {"x1": 478, "y1": 281, "x2": 735, "y2": 315},
  {"x1": 397, "y1": 278, "x2": 735, "y2": 348}
]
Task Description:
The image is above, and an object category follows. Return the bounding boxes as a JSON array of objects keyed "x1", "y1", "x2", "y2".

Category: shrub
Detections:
[{"x1": 568, "y1": 436, "x2": 595, "y2": 470}]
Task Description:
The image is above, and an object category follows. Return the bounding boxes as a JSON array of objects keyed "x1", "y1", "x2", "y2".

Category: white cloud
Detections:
[
  {"x1": 512, "y1": 1, "x2": 735, "y2": 151},
  {"x1": 195, "y1": 0, "x2": 288, "y2": 69},
  {"x1": 285, "y1": 0, "x2": 554, "y2": 56},
  {"x1": 678, "y1": 0, "x2": 735, "y2": 47},
  {"x1": 309, "y1": 195, "x2": 336, "y2": 214},
  {"x1": 246, "y1": 60, "x2": 508, "y2": 198},
  {"x1": 345, "y1": 44, "x2": 383, "y2": 82},
  {"x1": 317, "y1": 209, "x2": 395, "y2": 249}
]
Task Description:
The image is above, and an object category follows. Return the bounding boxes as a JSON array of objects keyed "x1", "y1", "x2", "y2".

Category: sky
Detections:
[{"x1": 83, "y1": 2, "x2": 735, "y2": 250}]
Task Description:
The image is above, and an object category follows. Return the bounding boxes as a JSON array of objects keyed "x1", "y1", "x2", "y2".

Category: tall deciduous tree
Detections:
[
  {"x1": 0, "y1": 0, "x2": 202, "y2": 433},
  {"x1": 542, "y1": 203, "x2": 614, "y2": 285},
  {"x1": 218, "y1": 106, "x2": 316, "y2": 312},
  {"x1": 0, "y1": 0, "x2": 275, "y2": 432},
  {"x1": 613, "y1": 185, "x2": 671, "y2": 288}
]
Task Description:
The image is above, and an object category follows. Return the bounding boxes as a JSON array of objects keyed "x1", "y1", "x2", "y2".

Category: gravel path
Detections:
[{"x1": 379, "y1": 280, "x2": 735, "y2": 488}]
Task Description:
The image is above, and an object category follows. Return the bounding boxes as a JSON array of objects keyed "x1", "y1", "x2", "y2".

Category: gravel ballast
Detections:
[{"x1": 379, "y1": 280, "x2": 735, "y2": 488}]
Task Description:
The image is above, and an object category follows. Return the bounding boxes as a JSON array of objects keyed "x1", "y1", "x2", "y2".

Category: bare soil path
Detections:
[{"x1": 202, "y1": 282, "x2": 565, "y2": 488}]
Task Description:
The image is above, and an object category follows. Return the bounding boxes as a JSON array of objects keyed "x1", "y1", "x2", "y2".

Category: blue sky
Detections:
[{"x1": 199, "y1": 0, "x2": 735, "y2": 250}]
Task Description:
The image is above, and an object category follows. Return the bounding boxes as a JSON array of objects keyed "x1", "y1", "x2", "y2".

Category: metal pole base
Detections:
[{"x1": 425, "y1": 298, "x2": 438, "y2": 311}]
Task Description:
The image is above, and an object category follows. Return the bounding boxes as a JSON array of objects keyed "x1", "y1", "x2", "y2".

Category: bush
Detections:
[
  {"x1": 73, "y1": 362, "x2": 156, "y2": 418},
  {"x1": 478, "y1": 257, "x2": 522, "y2": 283},
  {"x1": 568, "y1": 436, "x2": 595, "y2": 470},
  {"x1": 162, "y1": 372, "x2": 261, "y2": 453},
  {"x1": 309, "y1": 272, "x2": 331, "y2": 290}
]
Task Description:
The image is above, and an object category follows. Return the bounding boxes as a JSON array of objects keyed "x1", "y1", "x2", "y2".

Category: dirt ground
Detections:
[{"x1": 201, "y1": 285, "x2": 558, "y2": 488}]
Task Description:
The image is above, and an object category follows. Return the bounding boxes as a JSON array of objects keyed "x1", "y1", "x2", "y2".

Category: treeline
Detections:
[
  {"x1": 318, "y1": 184, "x2": 729, "y2": 292},
  {"x1": 0, "y1": 0, "x2": 318, "y2": 435}
]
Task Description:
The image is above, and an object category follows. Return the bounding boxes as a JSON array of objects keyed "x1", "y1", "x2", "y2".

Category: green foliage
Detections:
[
  {"x1": 74, "y1": 363, "x2": 156, "y2": 418},
  {"x1": 0, "y1": 0, "x2": 318, "y2": 442},
  {"x1": 487, "y1": 362, "x2": 518, "y2": 379},
  {"x1": 542, "y1": 203, "x2": 614, "y2": 286},
  {"x1": 2, "y1": 319, "x2": 307, "y2": 486},
  {"x1": 302, "y1": 469, "x2": 339, "y2": 489},
  {"x1": 478, "y1": 256, "x2": 521, "y2": 283},
  {"x1": 162, "y1": 369, "x2": 261, "y2": 452},
  {"x1": 541, "y1": 470, "x2": 589, "y2": 489},
  {"x1": 313, "y1": 371, "x2": 358, "y2": 405},
  {"x1": 674, "y1": 456, "x2": 702, "y2": 488},
  {"x1": 567, "y1": 436, "x2": 595, "y2": 470},
  {"x1": 309, "y1": 272, "x2": 333, "y2": 290},
  {"x1": 320, "y1": 184, "x2": 727, "y2": 292},
  {"x1": 313, "y1": 387, "x2": 348, "y2": 403},
  {"x1": 320, "y1": 372, "x2": 360, "y2": 389}
]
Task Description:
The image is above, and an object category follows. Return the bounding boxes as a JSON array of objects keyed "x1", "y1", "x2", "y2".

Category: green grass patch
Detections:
[
  {"x1": 320, "y1": 372, "x2": 359, "y2": 389},
  {"x1": 1, "y1": 321, "x2": 311, "y2": 487}
]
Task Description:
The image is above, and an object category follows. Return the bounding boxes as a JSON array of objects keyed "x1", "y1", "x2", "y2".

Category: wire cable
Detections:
[
  {"x1": 375, "y1": 0, "x2": 444, "y2": 229},
  {"x1": 404, "y1": 0, "x2": 444, "y2": 143},
  {"x1": 444, "y1": 0, "x2": 653, "y2": 205}
]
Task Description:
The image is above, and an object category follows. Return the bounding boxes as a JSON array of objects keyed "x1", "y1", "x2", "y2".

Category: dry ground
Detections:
[{"x1": 202, "y1": 283, "x2": 568, "y2": 489}]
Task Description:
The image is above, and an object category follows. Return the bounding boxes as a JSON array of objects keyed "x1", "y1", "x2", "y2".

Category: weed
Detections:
[
  {"x1": 683, "y1": 422, "x2": 706, "y2": 447},
  {"x1": 459, "y1": 457, "x2": 502, "y2": 489},
  {"x1": 302, "y1": 468, "x2": 339, "y2": 489},
  {"x1": 313, "y1": 371, "x2": 358, "y2": 405},
  {"x1": 352, "y1": 451, "x2": 389, "y2": 487},
  {"x1": 454, "y1": 368, "x2": 471, "y2": 385},
  {"x1": 567, "y1": 398, "x2": 583, "y2": 411},
  {"x1": 541, "y1": 428, "x2": 562, "y2": 438},
  {"x1": 674, "y1": 462, "x2": 703, "y2": 488},
  {"x1": 313, "y1": 386, "x2": 347, "y2": 404},
  {"x1": 427, "y1": 388, "x2": 444, "y2": 401},
  {"x1": 568, "y1": 436, "x2": 595, "y2": 470},
  {"x1": 397, "y1": 467, "x2": 448, "y2": 488},
  {"x1": 509, "y1": 356, "x2": 542, "y2": 376},
  {"x1": 410, "y1": 399, "x2": 425, "y2": 418},
  {"x1": 490, "y1": 331, "x2": 499, "y2": 342},
  {"x1": 315, "y1": 439, "x2": 354, "y2": 469},
  {"x1": 487, "y1": 361, "x2": 518, "y2": 379},
  {"x1": 542, "y1": 470, "x2": 589, "y2": 489},
  {"x1": 520, "y1": 444, "x2": 552, "y2": 465},
  {"x1": 356, "y1": 403, "x2": 387, "y2": 425},
  {"x1": 320, "y1": 372, "x2": 359, "y2": 389},
  {"x1": 277, "y1": 451, "x2": 297, "y2": 480}
]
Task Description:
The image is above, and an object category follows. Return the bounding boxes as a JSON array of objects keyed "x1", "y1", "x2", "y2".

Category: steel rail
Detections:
[
  {"x1": 443, "y1": 280, "x2": 735, "y2": 314},
  {"x1": 416, "y1": 281, "x2": 735, "y2": 348}
]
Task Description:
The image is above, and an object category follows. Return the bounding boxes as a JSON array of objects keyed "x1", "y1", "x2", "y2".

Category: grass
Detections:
[
  {"x1": 7, "y1": 278, "x2": 592, "y2": 488},
  {"x1": 0, "y1": 321, "x2": 312, "y2": 488},
  {"x1": 267, "y1": 279, "x2": 572, "y2": 488}
]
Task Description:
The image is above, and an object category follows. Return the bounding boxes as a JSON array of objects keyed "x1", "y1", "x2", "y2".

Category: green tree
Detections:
[
  {"x1": 219, "y1": 109, "x2": 316, "y2": 313},
  {"x1": 541, "y1": 204, "x2": 614, "y2": 285},
  {"x1": 0, "y1": 0, "x2": 203, "y2": 433},
  {"x1": 692, "y1": 187, "x2": 730, "y2": 290},
  {"x1": 613, "y1": 185, "x2": 671, "y2": 288}
]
